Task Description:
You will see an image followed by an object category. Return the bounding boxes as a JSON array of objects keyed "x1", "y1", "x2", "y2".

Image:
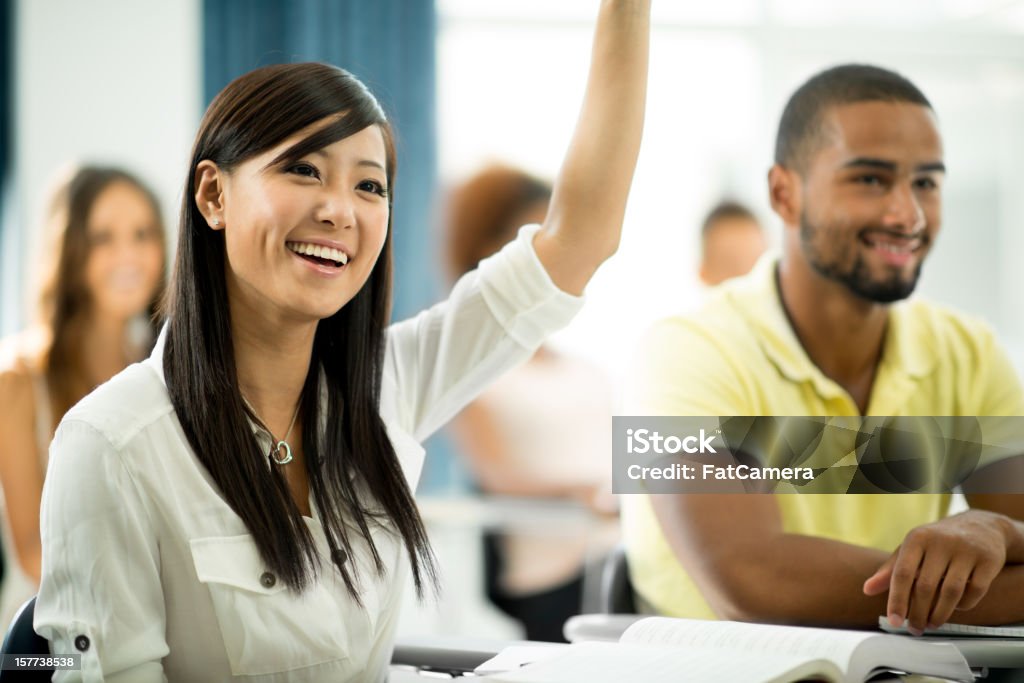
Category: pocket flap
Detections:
[{"x1": 189, "y1": 534, "x2": 287, "y2": 595}]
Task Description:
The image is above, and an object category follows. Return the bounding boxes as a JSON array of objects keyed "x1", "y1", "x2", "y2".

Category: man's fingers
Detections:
[
  {"x1": 886, "y1": 542, "x2": 924, "y2": 628},
  {"x1": 956, "y1": 558, "x2": 1002, "y2": 611},
  {"x1": 927, "y1": 556, "x2": 972, "y2": 628},
  {"x1": 864, "y1": 551, "x2": 898, "y2": 597},
  {"x1": 907, "y1": 550, "x2": 951, "y2": 634}
]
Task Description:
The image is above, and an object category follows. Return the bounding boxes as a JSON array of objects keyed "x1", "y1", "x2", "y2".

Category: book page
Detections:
[
  {"x1": 622, "y1": 617, "x2": 875, "y2": 671},
  {"x1": 622, "y1": 618, "x2": 973, "y2": 683},
  {"x1": 475, "y1": 645, "x2": 568, "y2": 675},
  {"x1": 482, "y1": 641, "x2": 839, "y2": 683},
  {"x1": 878, "y1": 616, "x2": 1024, "y2": 638}
]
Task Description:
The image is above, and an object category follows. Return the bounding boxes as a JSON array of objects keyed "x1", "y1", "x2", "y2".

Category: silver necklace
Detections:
[{"x1": 242, "y1": 395, "x2": 301, "y2": 465}]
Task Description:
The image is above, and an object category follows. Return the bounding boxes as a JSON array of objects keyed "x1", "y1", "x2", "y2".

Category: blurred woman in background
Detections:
[
  {"x1": 446, "y1": 164, "x2": 618, "y2": 642},
  {"x1": 0, "y1": 165, "x2": 166, "y2": 626}
]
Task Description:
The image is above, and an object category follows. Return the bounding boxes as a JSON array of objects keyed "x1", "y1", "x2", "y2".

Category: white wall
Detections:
[{"x1": 6, "y1": 0, "x2": 201, "y2": 332}]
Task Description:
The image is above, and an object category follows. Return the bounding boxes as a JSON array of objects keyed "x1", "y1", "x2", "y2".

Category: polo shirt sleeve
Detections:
[
  {"x1": 624, "y1": 316, "x2": 755, "y2": 417},
  {"x1": 973, "y1": 329, "x2": 1024, "y2": 417},
  {"x1": 962, "y1": 327, "x2": 1024, "y2": 479},
  {"x1": 385, "y1": 224, "x2": 584, "y2": 443},
  {"x1": 35, "y1": 419, "x2": 168, "y2": 683}
]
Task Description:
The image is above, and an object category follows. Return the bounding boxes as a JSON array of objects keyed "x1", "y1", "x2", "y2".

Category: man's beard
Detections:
[{"x1": 799, "y1": 214, "x2": 925, "y2": 304}]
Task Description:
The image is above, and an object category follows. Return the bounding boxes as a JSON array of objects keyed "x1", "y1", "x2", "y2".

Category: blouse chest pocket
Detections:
[{"x1": 190, "y1": 534, "x2": 350, "y2": 676}]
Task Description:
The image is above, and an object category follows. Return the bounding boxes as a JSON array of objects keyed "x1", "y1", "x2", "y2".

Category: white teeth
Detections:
[
  {"x1": 287, "y1": 241, "x2": 349, "y2": 266},
  {"x1": 871, "y1": 241, "x2": 917, "y2": 254}
]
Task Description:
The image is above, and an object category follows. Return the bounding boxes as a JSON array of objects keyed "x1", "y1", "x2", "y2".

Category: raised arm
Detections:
[
  {"x1": 386, "y1": 3, "x2": 650, "y2": 441},
  {"x1": 533, "y1": 0, "x2": 651, "y2": 295}
]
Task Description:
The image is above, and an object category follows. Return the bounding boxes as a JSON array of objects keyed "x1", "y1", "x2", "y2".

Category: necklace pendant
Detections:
[{"x1": 272, "y1": 440, "x2": 293, "y2": 465}]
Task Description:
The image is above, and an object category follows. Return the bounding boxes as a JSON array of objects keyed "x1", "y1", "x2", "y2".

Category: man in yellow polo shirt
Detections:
[{"x1": 623, "y1": 64, "x2": 1024, "y2": 634}]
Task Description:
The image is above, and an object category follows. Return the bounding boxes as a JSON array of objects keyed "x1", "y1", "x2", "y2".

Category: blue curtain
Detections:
[
  {"x1": 202, "y1": 0, "x2": 466, "y2": 493},
  {"x1": 0, "y1": 0, "x2": 9, "y2": 193},
  {"x1": 0, "y1": 0, "x2": 15, "y2": 338}
]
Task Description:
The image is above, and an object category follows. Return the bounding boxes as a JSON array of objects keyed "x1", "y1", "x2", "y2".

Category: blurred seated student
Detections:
[
  {"x1": 697, "y1": 200, "x2": 767, "y2": 287},
  {"x1": 445, "y1": 164, "x2": 618, "y2": 642},
  {"x1": 0, "y1": 165, "x2": 166, "y2": 626},
  {"x1": 622, "y1": 64, "x2": 1024, "y2": 633}
]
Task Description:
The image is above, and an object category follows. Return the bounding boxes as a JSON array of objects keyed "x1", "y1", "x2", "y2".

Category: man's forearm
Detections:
[
  {"x1": 707, "y1": 533, "x2": 892, "y2": 627},
  {"x1": 952, "y1": 564, "x2": 1024, "y2": 625},
  {"x1": 696, "y1": 535, "x2": 1024, "y2": 628}
]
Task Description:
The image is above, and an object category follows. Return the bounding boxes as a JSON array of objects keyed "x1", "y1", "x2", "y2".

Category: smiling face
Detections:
[
  {"x1": 83, "y1": 181, "x2": 165, "y2": 320},
  {"x1": 202, "y1": 120, "x2": 391, "y2": 324},
  {"x1": 781, "y1": 101, "x2": 944, "y2": 303}
]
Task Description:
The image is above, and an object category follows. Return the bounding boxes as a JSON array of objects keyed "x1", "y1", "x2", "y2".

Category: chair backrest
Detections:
[
  {"x1": 599, "y1": 544, "x2": 637, "y2": 614},
  {"x1": 0, "y1": 596, "x2": 53, "y2": 682}
]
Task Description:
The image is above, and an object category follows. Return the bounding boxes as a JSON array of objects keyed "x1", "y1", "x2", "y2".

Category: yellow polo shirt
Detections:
[{"x1": 621, "y1": 254, "x2": 1024, "y2": 620}]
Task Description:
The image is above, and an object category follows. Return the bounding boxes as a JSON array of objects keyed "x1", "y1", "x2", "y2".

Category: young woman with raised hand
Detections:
[
  {"x1": 35, "y1": 2, "x2": 650, "y2": 680},
  {"x1": 0, "y1": 166, "x2": 165, "y2": 629}
]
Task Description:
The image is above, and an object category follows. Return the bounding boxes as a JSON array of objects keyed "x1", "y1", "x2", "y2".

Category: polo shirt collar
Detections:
[{"x1": 730, "y1": 253, "x2": 935, "y2": 401}]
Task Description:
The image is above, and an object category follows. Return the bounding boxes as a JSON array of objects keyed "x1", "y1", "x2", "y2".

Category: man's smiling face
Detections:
[{"x1": 795, "y1": 100, "x2": 945, "y2": 303}]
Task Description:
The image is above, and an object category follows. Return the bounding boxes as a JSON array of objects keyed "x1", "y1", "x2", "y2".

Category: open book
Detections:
[
  {"x1": 877, "y1": 616, "x2": 1024, "y2": 669},
  {"x1": 878, "y1": 615, "x2": 1024, "y2": 638},
  {"x1": 482, "y1": 617, "x2": 975, "y2": 683}
]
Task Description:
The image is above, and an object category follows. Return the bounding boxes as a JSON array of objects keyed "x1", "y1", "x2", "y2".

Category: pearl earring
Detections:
[{"x1": 212, "y1": 218, "x2": 220, "y2": 227}]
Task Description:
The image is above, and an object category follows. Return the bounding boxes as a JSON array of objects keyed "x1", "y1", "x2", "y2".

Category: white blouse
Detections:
[{"x1": 34, "y1": 225, "x2": 583, "y2": 682}]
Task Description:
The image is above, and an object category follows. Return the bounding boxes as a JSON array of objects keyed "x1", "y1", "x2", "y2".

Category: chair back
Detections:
[
  {"x1": 599, "y1": 544, "x2": 637, "y2": 614},
  {"x1": 0, "y1": 596, "x2": 53, "y2": 682}
]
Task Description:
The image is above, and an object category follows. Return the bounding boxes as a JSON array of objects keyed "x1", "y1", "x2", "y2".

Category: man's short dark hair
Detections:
[
  {"x1": 774, "y1": 64, "x2": 933, "y2": 172},
  {"x1": 701, "y1": 200, "x2": 759, "y2": 242}
]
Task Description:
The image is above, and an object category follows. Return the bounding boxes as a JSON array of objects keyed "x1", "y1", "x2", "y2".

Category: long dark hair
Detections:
[
  {"x1": 38, "y1": 166, "x2": 166, "y2": 425},
  {"x1": 163, "y1": 62, "x2": 436, "y2": 599}
]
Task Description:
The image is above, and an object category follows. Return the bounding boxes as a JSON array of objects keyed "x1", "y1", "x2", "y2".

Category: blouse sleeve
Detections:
[
  {"x1": 34, "y1": 419, "x2": 168, "y2": 682},
  {"x1": 385, "y1": 224, "x2": 584, "y2": 443}
]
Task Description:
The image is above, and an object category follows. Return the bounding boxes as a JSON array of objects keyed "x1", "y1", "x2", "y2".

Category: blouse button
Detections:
[
  {"x1": 332, "y1": 548, "x2": 348, "y2": 565},
  {"x1": 259, "y1": 571, "x2": 277, "y2": 588},
  {"x1": 74, "y1": 635, "x2": 90, "y2": 652}
]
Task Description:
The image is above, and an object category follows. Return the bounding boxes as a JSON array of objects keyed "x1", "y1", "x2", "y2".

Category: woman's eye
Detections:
[
  {"x1": 856, "y1": 175, "x2": 883, "y2": 186},
  {"x1": 288, "y1": 163, "x2": 320, "y2": 179},
  {"x1": 914, "y1": 177, "x2": 937, "y2": 191},
  {"x1": 357, "y1": 180, "x2": 388, "y2": 197}
]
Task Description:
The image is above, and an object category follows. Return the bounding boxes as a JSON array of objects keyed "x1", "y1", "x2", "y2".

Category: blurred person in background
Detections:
[
  {"x1": 697, "y1": 200, "x2": 767, "y2": 287},
  {"x1": 0, "y1": 165, "x2": 166, "y2": 627},
  {"x1": 446, "y1": 164, "x2": 618, "y2": 642}
]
